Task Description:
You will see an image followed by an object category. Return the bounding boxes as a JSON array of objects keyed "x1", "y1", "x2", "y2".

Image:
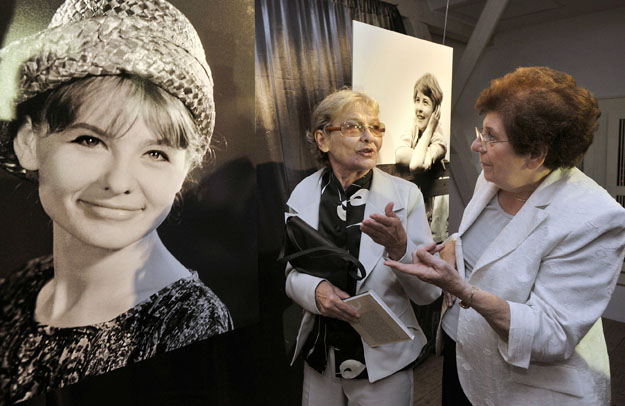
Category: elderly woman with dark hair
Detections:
[
  {"x1": 387, "y1": 66, "x2": 625, "y2": 405},
  {"x1": 395, "y1": 73, "x2": 446, "y2": 173},
  {"x1": 284, "y1": 89, "x2": 440, "y2": 405}
]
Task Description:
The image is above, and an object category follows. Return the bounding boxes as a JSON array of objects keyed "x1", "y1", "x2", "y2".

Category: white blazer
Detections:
[
  {"x1": 446, "y1": 168, "x2": 625, "y2": 405},
  {"x1": 285, "y1": 167, "x2": 441, "y2": 383}
]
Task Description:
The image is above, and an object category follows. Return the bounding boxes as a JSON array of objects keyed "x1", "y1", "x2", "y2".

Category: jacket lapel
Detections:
[
  {"x1": 458, "y1": 175, "x2": 498, "y2": 236},
  {"x1": 469, "y1": 169, "x2": 566, "y2": 276},
  {"x1": 471, "y1": 207, "x2": 548, "y2": 273},
  {"x1": 357, "y1": 168, "x2": 403, "y2": 289},
  {"x1": 285, "y1": 169, "x2": 323, "y2": 228}
]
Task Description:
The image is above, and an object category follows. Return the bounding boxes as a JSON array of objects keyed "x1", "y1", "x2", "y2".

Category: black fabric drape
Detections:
[
  {"x1": 341, "y1": 0, "x2": 407, "y2": 32},
  {"x1": 255, "y1": 0, "x2": 406, "y2": 192}
]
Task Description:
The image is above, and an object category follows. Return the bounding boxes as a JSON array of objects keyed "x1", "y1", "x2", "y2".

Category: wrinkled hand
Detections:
[
  {"x1": 384, "y1": 242, "x2": 468, "y2": 297},
  {"x1": 315, "y1": 281, "x2": 360, "y2": 323},
  {"x1": 426, "y1": 105, "x2": 441, "y2": 133},
  {"x1": 439, "y1": 239, "x2": 458, "y2": 306},
  {"x1": 360, "y1": 202, "x2": 407, "y2": 260}
]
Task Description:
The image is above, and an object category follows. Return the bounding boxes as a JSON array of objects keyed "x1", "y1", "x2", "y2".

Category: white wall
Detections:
[{"x1": 454, "y1": 5, "x2": 625, "y2": 145}]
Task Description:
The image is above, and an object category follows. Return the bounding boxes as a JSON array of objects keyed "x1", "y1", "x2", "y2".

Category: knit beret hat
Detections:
[{"x1": 0, "y1": 0, "x2": 215, "y2": 179}]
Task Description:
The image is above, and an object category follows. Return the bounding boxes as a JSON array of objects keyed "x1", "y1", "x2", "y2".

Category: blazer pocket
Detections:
[{"x1": 510, "y1": 363, "x2": 583, "y2": 398}]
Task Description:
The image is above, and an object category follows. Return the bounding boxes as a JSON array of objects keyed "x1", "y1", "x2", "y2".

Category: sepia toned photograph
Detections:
[{"x1": 353, "y1": 21, "x2": 453, "y2": 242}]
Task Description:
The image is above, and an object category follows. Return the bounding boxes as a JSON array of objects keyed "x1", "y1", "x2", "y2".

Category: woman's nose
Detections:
[
  {"x1": 360, "y1": 127, "x2": 374, "y2": 142},
  {"x1": 102, "y1": 158, "x2": 136, "y2": 195},
  {"x1": 470, "y1": 136, "x2": 484, "y2": 153}
]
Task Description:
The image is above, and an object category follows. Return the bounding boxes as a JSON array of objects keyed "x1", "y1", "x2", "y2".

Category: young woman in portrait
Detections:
[{"x1": 0, "y1": 0, "x2": 232, "y2": 403}]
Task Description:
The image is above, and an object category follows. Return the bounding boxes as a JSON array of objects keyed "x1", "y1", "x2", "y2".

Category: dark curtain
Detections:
[{"x1": 255, "y1": 0, "x2": 406, "y2": 191}]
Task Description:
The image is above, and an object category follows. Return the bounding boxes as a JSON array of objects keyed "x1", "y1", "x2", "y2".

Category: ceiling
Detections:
[{"x1": 427, "y1": 0, "x2": 625, "y2": 33}]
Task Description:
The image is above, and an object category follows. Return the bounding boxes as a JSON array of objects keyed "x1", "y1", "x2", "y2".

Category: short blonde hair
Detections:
[
  {"x1": 15, "y1": 74, "x2": 206, "y2": 171},
  {"x1": 306, "y1": 89, "x2": 379, "y2": 166}
]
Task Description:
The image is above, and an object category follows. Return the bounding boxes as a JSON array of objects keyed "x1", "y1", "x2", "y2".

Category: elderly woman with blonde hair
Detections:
[{"x1": 285, "y1": 88, "x2": 440, "y2": 405}]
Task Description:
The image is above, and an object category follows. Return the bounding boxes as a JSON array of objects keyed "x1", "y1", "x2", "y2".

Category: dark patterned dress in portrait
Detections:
[{"x1": 0, "y1": 256, "x2": 233, "y2": 404}]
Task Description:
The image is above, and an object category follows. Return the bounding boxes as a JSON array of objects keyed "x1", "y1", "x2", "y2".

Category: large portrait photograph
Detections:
[
  {"x1": 0, "y1": 0, "x2": 255, "y2": 403},
  {"x1": 353, "y1": 21, "x2": 453, "y2": 242}
]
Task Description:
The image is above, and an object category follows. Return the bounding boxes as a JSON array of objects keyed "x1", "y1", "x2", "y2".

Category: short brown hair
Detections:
[
  {"x1": 475, "y1": 66, "x2": 599, "y2": 169},
  {"x1": 306, "y1": 89, "x2": 379, "y2": 167},
  {"x1": 413, "y1": 73, "x2": 443, "y2": 110}
]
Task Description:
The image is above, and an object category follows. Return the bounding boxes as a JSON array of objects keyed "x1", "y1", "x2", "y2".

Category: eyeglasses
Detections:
[
  {"x1": 475, "y1": 127, "x2": 509, "y2": 150},
  {"x1": 325, "y1": 120, "x2": 386, "y2": 137}
]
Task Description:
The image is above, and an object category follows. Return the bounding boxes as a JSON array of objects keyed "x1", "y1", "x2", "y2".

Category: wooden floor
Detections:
[
  {"x1": 413, "y1": 318, "x2": 625, "y2": 405},
  {"x1": 413, "y1": 353, "x2": 444, "y2": 406}
]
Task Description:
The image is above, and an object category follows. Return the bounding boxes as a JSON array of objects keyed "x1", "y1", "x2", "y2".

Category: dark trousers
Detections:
[{"x1": 442, "y1": 330, "x2": 472, "y2": 406}]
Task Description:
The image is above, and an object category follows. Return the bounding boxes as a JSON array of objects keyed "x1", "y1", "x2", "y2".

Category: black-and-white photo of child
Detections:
[{"x1": 0, "y1": 0, "x2": 254, "y2": 403}]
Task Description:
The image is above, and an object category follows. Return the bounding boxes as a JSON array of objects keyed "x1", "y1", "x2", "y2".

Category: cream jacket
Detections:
[{"x1": 445, "y1": 168, "x2": 625, "y2": 405}]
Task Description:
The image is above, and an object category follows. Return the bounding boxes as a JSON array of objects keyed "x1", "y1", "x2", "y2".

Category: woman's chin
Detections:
[
  {"x1": 357, "y1": 157, "x2": 378, "y2": 171},
  {"x1": 55, "y1": 224, "x2": 154, "y2": 253}
]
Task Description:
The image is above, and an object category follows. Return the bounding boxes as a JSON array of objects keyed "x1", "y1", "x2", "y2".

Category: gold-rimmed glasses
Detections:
[
  {"x1": 325, "y1": 120, "x2": 386, "y2": 137},
  {"x1": 475, "y1": 127, "x2": 510, "y2": 150}
]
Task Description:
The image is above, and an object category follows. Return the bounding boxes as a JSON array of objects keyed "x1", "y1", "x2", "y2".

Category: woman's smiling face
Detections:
[
  {"x1": 18, "y1": 109, "x2": 189, "y2": 251},
  {"x1": 414, "y1": 91, "x2": 434, "y2": 133}
]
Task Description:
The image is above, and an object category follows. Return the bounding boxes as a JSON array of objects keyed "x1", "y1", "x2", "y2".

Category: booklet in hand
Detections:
[{"x1": 345, "y1": 291, "x2": 415, "y2": 347}]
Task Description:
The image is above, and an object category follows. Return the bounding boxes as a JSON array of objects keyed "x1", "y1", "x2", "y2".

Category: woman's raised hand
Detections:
[
  {"x1": 426, "y1": 105, "x2": 441, "y2": 133},
  {"x1": 439, "y1": 239, "x2": 458, "y2": 306},
  {"x1": 385, "y1": 242, "x2": 468, "y2": 298},
  {"x1": 360, "y1": 202, "x2": 407, "y2": 260},
  {"x1": 314, "y1": 281, "x2": 360, "y2": 323}
]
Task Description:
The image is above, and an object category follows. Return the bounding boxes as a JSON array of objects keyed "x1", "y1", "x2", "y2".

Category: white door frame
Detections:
[{"x1": 595, "y1": 97, "x2": 625, "y2": 321}]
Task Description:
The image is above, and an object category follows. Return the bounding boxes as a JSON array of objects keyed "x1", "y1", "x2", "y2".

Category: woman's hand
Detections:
[
  {"x1": 388, "y1": 243, "x2": 512, "y2": 341},
  {"x1": 426, "y1": 105, "x2": 440, "y2": 133},
  {"x1": 385, "y1": 242, "x2": 470, "y2": 299},
  {"x1": 315, "y1": 281, "x2": 360, "y2": 323},
  {"x1": 439, "y1": 239, "x2": 458, "y2": 306},
  {"x1": 360, "y1": 202, "x2": 407, "y2": 260},
  {"x1": 410, "y1": 105, "x2": 441, "y2": 173}
]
